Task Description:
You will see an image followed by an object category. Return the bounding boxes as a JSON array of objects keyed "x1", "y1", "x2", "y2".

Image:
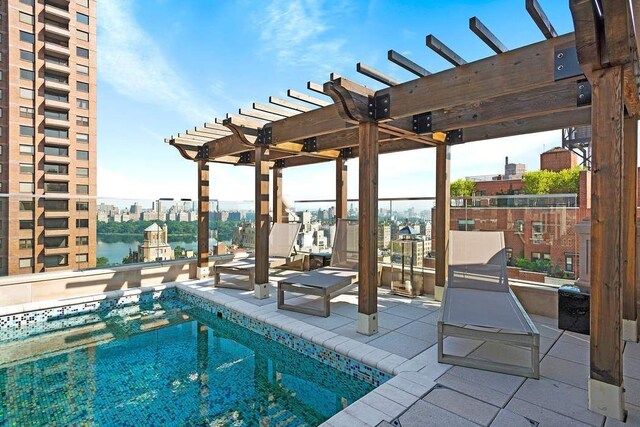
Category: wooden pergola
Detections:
[{"x1": 166, "y1": 0, "x2": 639, "y2": 419}]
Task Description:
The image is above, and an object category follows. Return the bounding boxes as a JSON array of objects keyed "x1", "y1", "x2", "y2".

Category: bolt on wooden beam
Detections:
[
  {"x1": 387, "y1": 49, "x2": 431, "y2": 77},
  {"x1": 426, "y1": 34, "x2": 467, "y2": 66}
]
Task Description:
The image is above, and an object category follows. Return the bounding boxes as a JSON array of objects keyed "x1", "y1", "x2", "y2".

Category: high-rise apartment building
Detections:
[{"x1": 0, "y1": 0, "x2": 97, "y2": 275}]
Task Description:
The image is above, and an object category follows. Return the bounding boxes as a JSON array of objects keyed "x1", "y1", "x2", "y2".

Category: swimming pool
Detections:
[{"x1": 0, "y1": 289, "x2": 387, "y2": 426}]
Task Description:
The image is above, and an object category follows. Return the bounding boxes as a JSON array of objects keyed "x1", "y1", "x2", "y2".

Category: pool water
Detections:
[{"x1": 0, "y1": 296, "x2": 379, "y2": 426}]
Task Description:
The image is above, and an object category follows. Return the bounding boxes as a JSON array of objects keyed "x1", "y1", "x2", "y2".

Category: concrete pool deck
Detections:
[{"x1": 177, "y1": 273, "x2": 640, "y2": 427}]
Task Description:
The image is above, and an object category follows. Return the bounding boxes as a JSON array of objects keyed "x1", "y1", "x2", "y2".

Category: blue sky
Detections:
[{"x1": 96, "y1": 0, "x2": 574, "y2": 204}]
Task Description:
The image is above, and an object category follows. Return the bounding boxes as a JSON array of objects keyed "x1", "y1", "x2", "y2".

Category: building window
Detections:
[
  {"x1": 76, "y1": 184, "x2": 89, "y2": 195},
  {"x1": 19, "y1": 182, "x2": 34, "y2": 193},
  {"x1": 77, "y1": 150, "x2": 89, "y2": 160},
  {"x1": 565, "y1": 254, "x2": 575, "y2": 272},
  {"x1": 44, "y1": 91, "x2": 68, "y2": 102},
  {"x1": 19, "y1": 239, "x2": 33, "y2": 249},
  {"x1": 513, "y1": 219, "x2": 524, "y2": 234},
  {"x1": 77, "y1": 30, "x2": 89, "y2": 41},
  {"x1": 77, "y1": 64, "x2": 89, "y2": 75},
  {"x1": 76, "y1": 116, "x2": 89, "y2": 126},
  {"x1": 20, "y1": 50, "x2": 34, "y2": 62},
  {"x1": 44, "y1": 128, "x2": 68, "y2": 139},
  {"x1": 44, "y1": 182, "x2": 68, "y2": 193},
  {"x1": 76, "y1": 253, "x2": 88, "y2": 263},
  {"x1": 19, "y1": 145, "x2": 34, "y2": 155},
  {"x1": 77, "y1": 167, "x2": 89, "y2": 177},
  {"x1": 76, "y1": 236, "x2": 89, "y2": 246},
  {"x1": 19, "y1": 200, "x2": 34, "y2": 211},
  {"x1": 77, "y1": 81, "x2": 89, "y2": 92},
  {"x1": 19, "y1": 0, "x2": 35, "y2": 5},
  {"x1": 19, "y1": 12, "x2": 34, "y2": 25},
  {"x1": 44, "y1": 163, "x2": 68, "y2": 174},
  {"x1": 44, "y1": 218, "x2": 68, "y2": 229},
  {"x1": 44, "y1": 73, "x2": 68, "y2": 84},
  {"x1": 77, "y1": 47, "x2": 89, "y2": 58},
  {"x1": 20, "y1": 68, "x2": 34, "y2": 81},
  {"x1": 505, "y1": 247, "x2": 513, "y2": 265},
  {"x1": 19, "y1": 258, "x2": 33, "y2": 269},
  {"x1": 20, "y1": 106, "x2": 34, "y2": 118},
  {"x1": 77, "y1": 99, "x2": 89, "y2": 109},
  {"x1": 77, "y1": 133, "x2": 89, "y2": 144},
  {"x1": 77, "y1": 12, "x2": 89, "y2": 25},
  {"x1": 45, "y1": 55, "x2": 68, "y2": 66},
  {"x1": 20, "y1": 125, "x2": 34, "y2": 137},
  {"x1": 19, "y1": 163, "x2": 34, "y2": 174},
  {"x1": 19, "y1": 31, "x2": 34, "y2": 44},
  {"x1": 44, "y1": 110, "x2": 68, "y2": 120},
  {"x1": 20, "y1": 88, "x2": 34, "y2": 99},
  {"x1": 76, "y1": 218, "x2": 89, "y2": 228},
  {"x1": 44, "y1": 199, "x2": 68, "y2": 211},
  {"x1": 19, "y1": 220, "x2": 34, "y2": 230},
  {"x1": 44, "y1": 236, "x2": 68, "y2": 249},
  {"x1": 531, "y1": 221, "x2": 543, "y2": 244},
  {"x1": 456, "y1": 219, "x2": 475, "y2": 231},
  {"x1": 44, "y1": 145, "x2": 68, "y2": 156},
  {"x1": 77, "y1": 0, "x2": 89, "y2": 7},
  {"x1": 531, "y1": 252, "x2": 541, "y2": 261},
  {"x1": 44, "y1": 255, "x2": 68, "y2": 268}
]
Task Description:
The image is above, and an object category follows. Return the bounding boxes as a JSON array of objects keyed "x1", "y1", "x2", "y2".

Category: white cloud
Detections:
[
  {"x1": 257, "y1": 0, "x2": 353, "y2": 76},
  {"x1": 98, "y1": 0, "x2": 215, "y2": 121}
]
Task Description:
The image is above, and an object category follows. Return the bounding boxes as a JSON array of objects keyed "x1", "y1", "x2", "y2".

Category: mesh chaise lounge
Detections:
[
  {"x1": 214, "y1": 222, "x2": 302, "y2": 290},
  {"x1": 277, "y1": 219, "x2": 358, "y2": 317},
  {"x1": 437, "y1": 230, "x2": 540, "y2": 378}
]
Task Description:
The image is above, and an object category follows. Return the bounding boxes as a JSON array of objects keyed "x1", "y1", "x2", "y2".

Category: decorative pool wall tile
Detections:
[
  {"x1": 0, "y1": 288, "x2": 176, "y2": 342},
  {"x1": 178, "y1": 289, "x2": 390, "y2": 387}
]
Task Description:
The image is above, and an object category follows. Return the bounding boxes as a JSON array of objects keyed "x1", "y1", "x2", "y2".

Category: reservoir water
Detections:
[{"x1": 97, "y1": 238, "x2": 198, "y2": 265}]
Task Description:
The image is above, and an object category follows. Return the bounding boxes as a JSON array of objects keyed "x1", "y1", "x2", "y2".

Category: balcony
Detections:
[
  {"x1": 44, "y1": 246, "x2": 68, "y2": 255},
  {"x1": 43, "y1": 172, "x2": 69, "y2": 182},
  {"x1": 43, "y1": 227, "x2": 68, "y2": 237},
  {"x1": 44, "y1": 154, "x2": 70, "y2": 164},
  {"x1": 44, "y1": 23, "x2": 70, "y2": 39},
  {"x1": 44, "y1": 4, "x2": 71, "y2": 21},
  {"x1": 44, "y1": 98, "x2": 69, "y2": 110},
  {"x1": 44, "y1": 118, "x2": 70, "y2": 129},
  {"x1": 44, "y1": 80, "x2": 70, "y2": 93},
  {"x1": 44, "y1": 61, "x2": 70, "y2": 74},
  {"x1": 44, "y1": 209, "x2": 70, "y2": 218},
  {"x1": 44, "y1": 42, "x2": 70, "y2": 57}
]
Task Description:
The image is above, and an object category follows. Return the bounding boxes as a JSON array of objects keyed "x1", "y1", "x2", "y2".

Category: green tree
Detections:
[
  {"x1": 96, "y1": 256, "x2": 109, "y2": 267},
  {"x1": 174, "y1": 245, "x2": 185, "y2": 258},
  {"x1": 522, "y1": 167, "x2": 581, "y2": 194},
  {"x1": 450, "y1": 178, "x2": 476, "y2": 197}
]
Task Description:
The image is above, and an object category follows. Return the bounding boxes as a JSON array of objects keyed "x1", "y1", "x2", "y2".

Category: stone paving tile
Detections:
[
  {"x1": 624, "y1": 351, "x2": 640, "y2": 380},
  {"x1": 625, "y1": 375, "x2": 640, "y2": 407},
  {"x1": 386, "y1": 372, "x2": 435, "y2": 398},
  {"x1": 371, "y1": 382, "x2": 420, "y2": 408},
  {"x1": 418, "y1": 311, "x2": 440, "y2": 325},
  {"x1": 547, "y1": 337, "x2": 589, "y2": 366},
  {"x1": 396, "y1": 399, "x2": 478, "y2": 427},
  {"x1": 604, "y1": 403, "x2": 640, "y2": 426},
  {"x1": 468, "y1": 341, "x2": 532, "y2": 369},
  {"x1": 514, "y1": 377, "x2": 604, "y2": 426},
  {"x1": 505, "y1": 398, "x2": 593, "y2": 426},
  {"x1": 423, "y1": 386, "x2": 500, "y2": 426},
  {"x1": 359, "y1": 390, "x2": 407, "y2": 419},
  {"x1": 331, "y1": 324, "x2": 391, "y2": 344},
  {"x1": 394, "y1": 320, "x2": 439, "y2": 343},
  {"x1": 381, "y1": 303, "x2": 435, "y2": 320},
  {"x1": 344, "y1": 401, "x2": 389, "y2": 426},
  {"x1": 625, "y1": 340, "x2": 640, "y2": 360},
  {"x1": 329, "y1": 302, "x2": 360, "y2": 320},
  {"x1": 367, "y1": 331, "x2": 432, "y2": 359},
  {"x1": 322, "y1": 410, "x2": 372, "y2": 427},
  {"x1": 540, "y1": 354, "x2": 589, "y2": 390},
  {"x1": 528, "y1": 314, "x2": 557, "y2": 326},
  {"x1": 490, "y1": 409, "x2": 536, "y2": 426},
  {"x1": 301, "y1": 312, "x2": 354, "y2": 330},
  {"x1": 532, "y1": 321, "x2": 562, "y2": 339},
  {"x1": 436, "y1": 372, "x2": 512, "y2": 407},
  {"x1": 361, "y1": 348, "x2": 393, "y2": 369},
  {"x1": 377, "y1": 312, "x2": 413, "y2": 330},
  {"x1": 377, "y1": 354, "x2": 408, "y2": 374},
  {"x1": 558, "y1": 330, "x2": 590, "y2": 347},
  {"x1": 445, "y1": 365, "x2": 525, "y2": 396}
]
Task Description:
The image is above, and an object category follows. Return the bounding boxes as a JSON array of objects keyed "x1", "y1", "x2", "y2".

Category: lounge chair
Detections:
[
  {"x1": 277, "y1": 219, "x2": 359, "y2": 317},
  {"x1": 214, "y1": 222, "x2": 302, "y2": 291},
  {"x1": 437, "y1": 230, "x2": 540, "y2": 378}
]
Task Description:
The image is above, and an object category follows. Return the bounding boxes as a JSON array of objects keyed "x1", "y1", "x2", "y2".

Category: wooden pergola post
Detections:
[
  {"x1": 196, "y1": 160, "x2": 210, "y2": 279},
  {"x1": 336, "y1": 157, "x2": 348, "y2": 220},
  {"x1": 623, "y1": 116, "x2": 638, "y2": 342},
  {"x1": 272, "y1": 166, "x2": 283, "y2": 223},
  {"x1": 588, "y1": 65, "x2": 625, "y2": 419},
  {"x1": 357, "y1": 121, "x2": 379, "y2": 335},
  {"x1": 434, "y1": 144, "x2": 451, "y2": 301},
  {"x1": 254, "y1": 144, "x2": 270, "y2": 298}
]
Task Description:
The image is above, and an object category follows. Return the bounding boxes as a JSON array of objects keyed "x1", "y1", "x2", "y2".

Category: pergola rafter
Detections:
[{"x1": 164, "y1": 3, "x2": 640, "y2": 421}]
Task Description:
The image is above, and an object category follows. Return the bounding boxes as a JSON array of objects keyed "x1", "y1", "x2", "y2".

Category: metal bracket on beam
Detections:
[
  {"x1": 302, "y1": 137, "x2": 318, "y2": 152},
  {"x1": 368, "y1": 93, "x2": 391, "y2": 121},
  {"x1": 554, "y1": 46, "x2": 583, "y2": 81},
  {"x1": 238, "y1": 152, "x2": 252, "y2": 164},
  {"x1": 195, "y1": 144, "x2": 209, "y2": 159},
  {"x1": 445, "y1": 129, "x2": 464, "y2": 145},
  {"x1": 413, "y1": 112, "x2": 432, "y2": 134},
  {"x1": 339, "y1": 147, "x2": 354, "y2": 158},
  {"x1": 274, "y1": 159, "x2": 285, "y2": 168},
  {"x1": 577, "y1": 80, "x2": 592, "y2": 107},
  {"x1": 256, "y1": 125, "x2": 273, "y2": 145}
]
